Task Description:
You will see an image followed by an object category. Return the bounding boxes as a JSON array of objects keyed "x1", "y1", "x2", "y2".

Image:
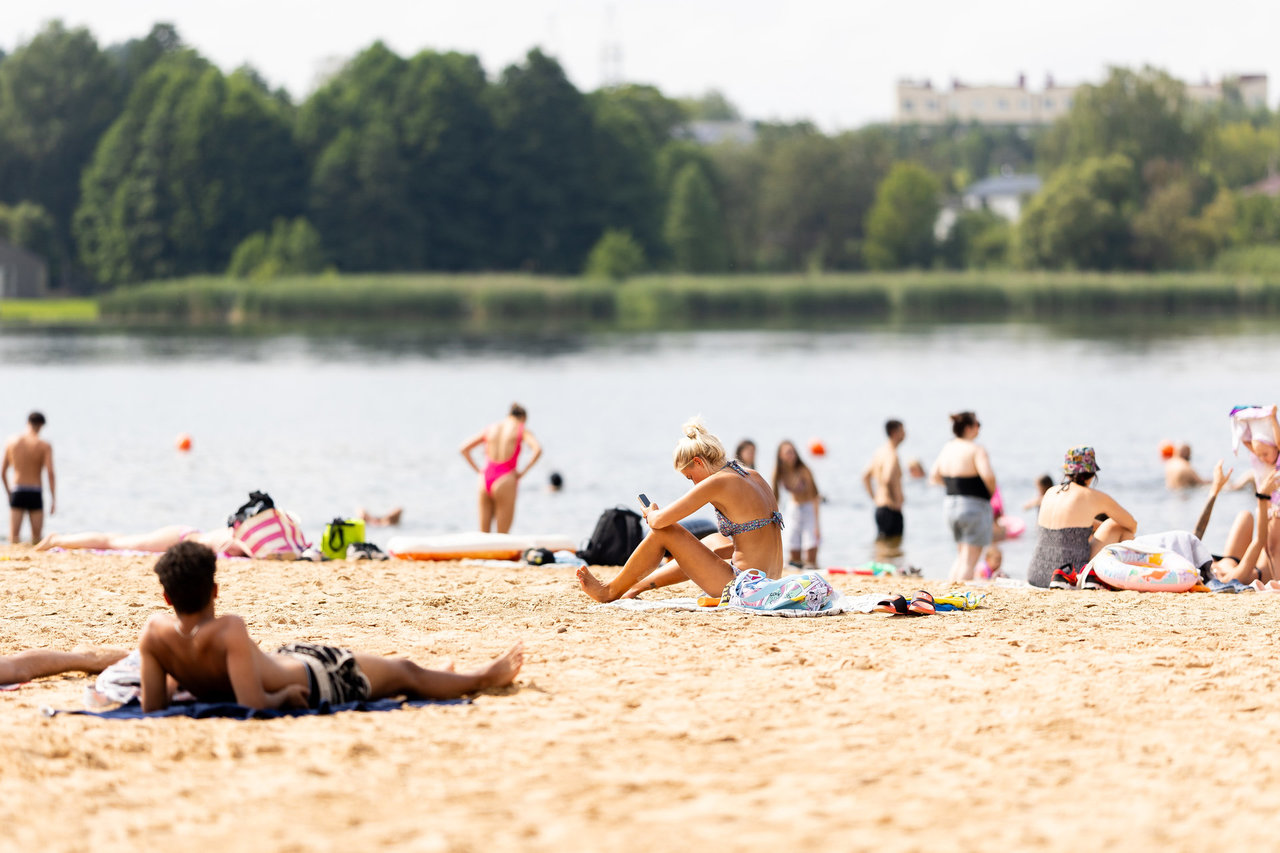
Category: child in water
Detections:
[{"x1": 977, "y1": 545, "x2": 1006, "y2": 580}]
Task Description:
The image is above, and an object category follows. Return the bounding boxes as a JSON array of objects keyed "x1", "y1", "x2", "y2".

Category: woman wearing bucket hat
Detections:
[{"x1": 1026, "y1": 446, "x2": 1137, "y2": 588}]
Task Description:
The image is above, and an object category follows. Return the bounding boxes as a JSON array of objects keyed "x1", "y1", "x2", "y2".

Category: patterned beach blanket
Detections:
[
  {"x1": 43, "y1": 696, "x2": 468, "y2": 720},
  {"x1": 592, "y1": 592, "x2": 884, "y2": 617}
]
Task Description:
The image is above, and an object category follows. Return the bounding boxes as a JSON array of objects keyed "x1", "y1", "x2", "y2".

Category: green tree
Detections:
[
  {"x1": 939, "y1": 208, "x2": 1009, "y2": 269},
  {"x1": 228, "y1": 217, "x2": 325, "y2": 278},
  {"x1": 1038, "y1": 67, "x2": 1209, "y2": 173},
  {"x1": 589, "y1": 84, "x2": 687, "y2": 149},
  {"x1": 1016, "y1": 154, "x2": 1139, "y2": 269},
  {"x1": 679, "y1": 90, "x2": 740, "y2": 121},
  {"x1": 75, "y1": 53, "x2": 305, "y2": 285},
  {"x1": 488, "y1": 49, "x2": 604, "y2": 272},
  {"x1": 585, "y1": 228, "x2": 645, "y2": 281},
  {"x1": 1232, "y1": 193, "x2": 1280, "y2": 245},
  {"x1": 1206, "y1": 122, "x2": 1280, "y2": 189},
  {"x1": 754, "y1": 130, "x2": 893, "y2": 270},
  {"x1": 0, "y1": 201, "x2": 59, "y2": 277},
  {"x1": 863, "y1": 162, "x2": 940, "y2": 269},
  {"x1": 664, "y1": 162, "x2": 728, "y2": 272},
  {"x1": 704, "y1": 142, "x2": 765, "y2": 270},
  {"x1": 0, "y1": 22, "x2": 129, "y2": 283}
]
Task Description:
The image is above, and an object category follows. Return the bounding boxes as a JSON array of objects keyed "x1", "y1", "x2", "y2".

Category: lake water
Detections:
[{"x1": 5, "y1": 323, "x2": 1278, "y2": 579}]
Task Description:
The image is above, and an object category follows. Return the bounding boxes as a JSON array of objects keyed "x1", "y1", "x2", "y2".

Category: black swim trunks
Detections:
[
  {"x1": 275, "y1": 642, "x2": 371, "y2": 707},
  {"x1": 874, "y1": 506, "x2": 904, "y2": 539},
  {"x1": 8, "y1": 488, "x2": 42, "y2": 512}
]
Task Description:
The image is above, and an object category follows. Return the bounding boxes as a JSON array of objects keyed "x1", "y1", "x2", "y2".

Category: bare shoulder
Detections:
[{"x1": 139, "y1": 612, "x2": 176, "y2": 649}]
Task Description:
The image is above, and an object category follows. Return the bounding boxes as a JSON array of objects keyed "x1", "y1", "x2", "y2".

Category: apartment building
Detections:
[{"x1": 896, "y1": 73, "x2": 1269, "y2": 125}]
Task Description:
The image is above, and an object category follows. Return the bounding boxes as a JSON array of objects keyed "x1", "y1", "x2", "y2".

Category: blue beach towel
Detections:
[{"x1": 44, "y1": 696, "x2": 468, "y2": 720}]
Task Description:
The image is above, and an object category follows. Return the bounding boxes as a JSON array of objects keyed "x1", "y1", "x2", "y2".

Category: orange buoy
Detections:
[
  {"x1": 809, "y1": 439, "x2": 826, "y2": 457},
  {"x1": 1159, "y1": 441, "x2": 1174, "y2": 460},
  {"x1": 176, "y1": 433, "x2": 193, "y2": 452}
]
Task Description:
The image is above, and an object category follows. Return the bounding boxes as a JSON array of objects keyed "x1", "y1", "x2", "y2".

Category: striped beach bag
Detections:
[{"x1": 233, "y1": 508, "x2": 310, "y2": 559}]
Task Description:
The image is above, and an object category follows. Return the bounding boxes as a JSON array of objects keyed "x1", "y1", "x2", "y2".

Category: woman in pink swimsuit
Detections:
[{"x1": 460, "y1": 403, "x2": 543, "y2": 533}]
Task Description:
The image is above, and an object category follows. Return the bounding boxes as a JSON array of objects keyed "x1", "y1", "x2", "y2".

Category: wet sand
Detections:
[{"x1": 2, "y1": 548, "x2": 1279, "y2": 852}]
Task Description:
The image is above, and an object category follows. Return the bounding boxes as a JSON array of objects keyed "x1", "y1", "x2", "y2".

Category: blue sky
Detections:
[{"x1": 7, "y1": 0, "x2": 1279, "y2": 129}]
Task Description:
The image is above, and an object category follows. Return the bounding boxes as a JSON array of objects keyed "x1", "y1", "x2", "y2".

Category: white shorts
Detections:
[{"x1": 785, "y1": 500, "x2": 819, "y2": 551}]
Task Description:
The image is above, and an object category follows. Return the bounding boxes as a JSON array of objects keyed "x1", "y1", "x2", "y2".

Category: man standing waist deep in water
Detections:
[
  {"x1": 863, "y1": 419, "x2": 906, "y2": 545},
  {"x1": 3, "y1": 411, "x2": 56, "y2": 545}
]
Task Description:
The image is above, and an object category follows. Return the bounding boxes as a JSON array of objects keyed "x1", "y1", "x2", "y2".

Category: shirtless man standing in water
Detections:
[
  {"x1": 863, "y1": 420, "x2": 906, "y2": 546},
  {"x1": 3, "y1": 411, "x2": 56, "y2": 545}
]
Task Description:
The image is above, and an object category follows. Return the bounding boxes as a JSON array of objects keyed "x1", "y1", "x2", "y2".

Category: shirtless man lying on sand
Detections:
[
  {"x1": 138, "y1": 541, "x2": 523, "y2": 712},
  {"x1": 0, "y1": 647, "x2": 126, "y2": 685}
]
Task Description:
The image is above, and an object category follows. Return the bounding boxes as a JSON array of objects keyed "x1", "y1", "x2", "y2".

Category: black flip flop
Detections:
[{"x1": 875, "y1": 594, "x2": 910, "y2": 615}]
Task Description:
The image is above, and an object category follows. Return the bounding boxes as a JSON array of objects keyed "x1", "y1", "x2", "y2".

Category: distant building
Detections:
[
  {"x1": 897, "y1": 73, "x2": 1269, "y2": 126},
  {"x1": 0, "y1": 240, "x2": 48, "y2": 299},
  {"x1": 677, "y1": 120, "x2": 758, "y2": 146},
  {"x1": 1239, "y1": 173, "x2": 1280, "y2": 198},
  {"x1": 935, "y1": 171, "x2": 1043, "y2": 239}
]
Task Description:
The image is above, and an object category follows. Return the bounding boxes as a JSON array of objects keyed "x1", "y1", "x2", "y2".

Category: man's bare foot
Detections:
[
  {"x1": 474, "y1": 642, "x2": 523, "y2": 689},
  {"x1": 576, "y1": 567, "x2": 617, "y2": 602}
]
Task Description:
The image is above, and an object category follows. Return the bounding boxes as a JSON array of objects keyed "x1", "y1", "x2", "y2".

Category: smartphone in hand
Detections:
[{"x1": 638, "y1": 493, "x2": 650, "y2": 508}]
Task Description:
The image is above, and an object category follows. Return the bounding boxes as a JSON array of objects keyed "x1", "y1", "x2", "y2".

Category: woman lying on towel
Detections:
[
  {"x1": 35, "y1": 525, "x2": 247, "y2": 556},
  {"x1": 576, "y1": 417, "x2": 784, "y2": 602},
  {"x1": 1211, "y1": 470, "x2": 1279, "y2": 585}
]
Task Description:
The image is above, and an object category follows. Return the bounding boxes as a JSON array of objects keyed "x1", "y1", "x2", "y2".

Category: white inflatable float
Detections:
[
  {"x1": 1085, "y1": 543, "x2": 1199, "y2": 593},
  {"x1": 388, "y1": 532, "x2": 578, "y2": 562}
]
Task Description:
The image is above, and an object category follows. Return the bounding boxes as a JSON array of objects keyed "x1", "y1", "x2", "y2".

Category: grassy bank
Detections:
[
  {"x1": 0, "y1": 299, "x2": 99, "y2": 324},
  {"x1": 83, "y1": 271, "x2": 1280, "y2": 330}
]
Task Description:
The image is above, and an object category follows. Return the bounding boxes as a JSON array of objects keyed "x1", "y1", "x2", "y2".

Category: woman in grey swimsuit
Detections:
[
  {"x1": 576, "y1": 418, "x2": 784, "y2": 602},
  {"x1": 1027, "y1": 446, "x2": 1137, "y2": 588},
  {"x1": 929, "y1": 411, "x2": 998, "y2": 582}
]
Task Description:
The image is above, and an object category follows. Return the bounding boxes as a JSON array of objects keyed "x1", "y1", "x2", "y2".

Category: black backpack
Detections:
[
  {"x1": 577, "y1": 507, "x2": 645, "y2": 566},
  {"x1": 227, "y1": 491, "x2": 274, "y2": 527}
]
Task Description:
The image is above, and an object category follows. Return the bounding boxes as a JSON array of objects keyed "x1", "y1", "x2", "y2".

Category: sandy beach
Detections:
[{"x1": 2, "y1": 548, "x2": 1279, "y2": 852}]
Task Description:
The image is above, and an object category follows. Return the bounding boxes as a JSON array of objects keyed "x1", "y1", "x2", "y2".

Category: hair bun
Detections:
[{"x1": 682, "y1": 416, "x2": 706, "y2": 440}]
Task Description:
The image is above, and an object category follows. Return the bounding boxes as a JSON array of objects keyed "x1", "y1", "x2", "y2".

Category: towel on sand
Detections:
[
  {"x1": 1, "y1": 683, "x2": 26, "y2": 691},
  {"x1": 44, "y1": 696, "x2": 467, "y2": 720},
  {"x1": 592, "y1": 592, "x2": 883, "y2": 617}
]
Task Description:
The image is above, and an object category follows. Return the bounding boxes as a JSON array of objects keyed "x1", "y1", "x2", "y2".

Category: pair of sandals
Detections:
[{"x1": 875, "y1": 590, "x2": 935, "y2": 616}]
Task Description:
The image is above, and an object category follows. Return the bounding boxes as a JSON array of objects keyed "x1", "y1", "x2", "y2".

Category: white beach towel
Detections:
[{"x1": 590, "y1": 592, "x2": 883, "y2": 617}]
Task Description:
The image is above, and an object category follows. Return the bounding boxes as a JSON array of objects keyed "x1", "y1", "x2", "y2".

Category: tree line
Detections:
[{"x1": 2, "y1": 21, "x2": 1280, "y2": 291}]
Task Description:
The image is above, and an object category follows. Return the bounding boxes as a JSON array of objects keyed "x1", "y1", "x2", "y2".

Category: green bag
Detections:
[{"x1": 322, "y1": 518, "x2": 366, "y2": 560}]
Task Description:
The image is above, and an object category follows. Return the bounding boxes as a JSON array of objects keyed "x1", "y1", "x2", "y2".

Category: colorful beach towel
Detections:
[
  {"x1": 1, "y1": 683, "x2": 27, "y2": 691},
  {"x1": 44, "y1": 696, "x2": 467, "y2": 720},
  {"x1": 593, "y1": 592, "x2": 884, "y2": 617},
  {"x1": 720, "y1": 569, "x2": 836, "y2": 612}
]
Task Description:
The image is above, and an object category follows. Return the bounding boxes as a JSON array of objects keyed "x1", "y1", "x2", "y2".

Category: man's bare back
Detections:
[
  {"x1": 4, "y1": 433, "x2": 50, "y2": 488},
  {"x1": 139, "y1": 613, "x2": 310, "y2": 710},
  {"x1": 141, "y1": 541, "x2": 524, "y2": 712}
]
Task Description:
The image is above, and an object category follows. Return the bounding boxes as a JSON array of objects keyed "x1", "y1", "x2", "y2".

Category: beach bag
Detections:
[
  {"x1": 234, "y1": 509, "x2": 310, "y2": 560},
  {"x1": 322, "y1": 518, "x2": 366, "y2": 561},
  {"x1": 227, "y1": 490, "x2": 275, "y2": 527},
  {"x1": 577, "y1": 507, "x2": 644, "y2": 566},
  {"x1": 720, "y1": 569, "x2": 836, "y2": 612}
]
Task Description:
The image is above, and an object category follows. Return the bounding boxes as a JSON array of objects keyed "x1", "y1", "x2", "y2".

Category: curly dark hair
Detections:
[{"x1": 154, "y1": 541, "x2": 217, "y2": 614}]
